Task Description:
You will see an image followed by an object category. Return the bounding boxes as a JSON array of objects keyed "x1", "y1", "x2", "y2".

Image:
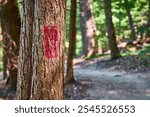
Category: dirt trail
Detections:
[
  {"x1": 1, "y1": 65, "x2": 150, "y2": 100},
  {"x1": 74, "y1": 66, "x2": 150, "y2": 100}
]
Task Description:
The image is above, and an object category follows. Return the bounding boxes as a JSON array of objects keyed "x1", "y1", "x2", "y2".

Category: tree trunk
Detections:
[
  {"x1": 0, "y1": 20, "x2": 8, "y2": 80},
  {"x1": 1, "y1": 26, "x2": 9, "y2": 80},
  {"x1": 30, "y1": 0, "x2": 65, "y2": 100},
  {"x1": 3, "y1": 51, "x2": 8, "y2": 80},
  {"x1": 0, "y1": 0, "x2": 21, "y2": 90},
  {"x1": 79, "y1": 0, "x2": 97, "y2": 57},
  {"x1": 16, "y1": 0, "x2": 35, "y2": 100},
  {"x1": 66, "y1": 0, "x2": 76, "y2": 84},
  {"x1": 147, "y1": 0, "x2": 150, "y2": 38},
  {"x1": 104, "y1": 0, "x2": 120, "y2": 59},
  {"x1": 124, "y1": 0, "x2": 137, "y2": 41},
  {"x1": 148, "y1": 0, "x2": 150, "y2": 25}
]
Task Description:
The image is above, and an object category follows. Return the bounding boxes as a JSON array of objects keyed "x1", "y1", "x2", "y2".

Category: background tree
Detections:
[
  {"x1": 66, "y1": 0, "x2": 77, "y2": 84},
  {"x1": 0, "y1": 0, "x2": 21, "y2": 90},
  {"x1": 104, "y1": 0, "x2": 120, "y2": 59},
  {"x1": 79, "y1": 0, "x2": 97, "y2": 57},
  {"x1": 124, "y1": 0, "x2": 136, "y2": 41},
  {"x1": 147, "y1": 0, "x2": 150, "y2": 38},
  {"x1": 30, "y1": 0, "x2": 66, "y2": 100},
  {"x1": 16, "y1": 0, "x2": 35, "y2": 100}
]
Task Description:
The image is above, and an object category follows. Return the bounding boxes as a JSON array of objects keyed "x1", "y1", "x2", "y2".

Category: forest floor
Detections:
[
  {"x1": 0, "y1": 55, "x2": 150, "y2": 100},
  {"x1": 0, "y1": 72, "x2": 16, "y2": 100},
  {"x1": 65, "y1": 56, "x2": 150, "y2": 100}
]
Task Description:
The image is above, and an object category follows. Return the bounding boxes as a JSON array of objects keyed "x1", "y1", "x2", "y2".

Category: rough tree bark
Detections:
[
  {"x1": 124, "y1": 0, "x2": 137, "y2": 40},
  {"x1": 79, "y1": 0, "x2": 97, "y2": 57},
  {"x1": 30, "y1": 0, "x2": 66, "y2": 100},
  {"x1": 16, "y1": 0, "x2": 35, "y2": 100},
  {"x1": 0, "y1": 0, "x2": 21, "y2": 90},
  {"x1": 104, "y1": 0, "x2": 120, "y2": 59},
  {"x1": 66, "y1": 0, "x2": 76, "y2": 84}
]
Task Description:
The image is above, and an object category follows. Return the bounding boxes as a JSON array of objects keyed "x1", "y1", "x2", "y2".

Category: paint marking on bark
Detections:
[{"x1": 44, "y1": 25, "x2": 58, "y2": 58}]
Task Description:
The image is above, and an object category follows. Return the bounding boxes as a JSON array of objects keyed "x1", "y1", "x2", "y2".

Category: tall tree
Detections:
[
  {"x1": 79, "y1": 0, "x2": 97, "y2": 57},
  {"x1": 147, "y1": 0, "x2": 150, "y2": 37},
  {"x1": 16, "y1": 0, "x2": 35, "y2": 100},
  {"x1": 30, "y1": 0, "x2": 66, "y2": 99},
  {"x1": 66, "y1": 0, "x2": 76, "y2": 84},
  {"x1": 148, "y1": 0, "x2": 150, "y2": 25},
  {"x1": 124, "y1": 0, "x2": 137, "y2": 40},
  {"x1": 0, "y1": 17, "x2": 8, "y2": 80},
  {"x1": 104, "y1": 0, "x2": 120, "y2": 59},
  {"x1": 0, "y1": 0, "x2": 21, "y2": 90}
]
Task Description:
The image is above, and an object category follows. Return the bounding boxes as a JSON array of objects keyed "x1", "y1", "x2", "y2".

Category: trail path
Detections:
[{"x1": 73, "y1": 66, "x2": 150, "y2": 100}]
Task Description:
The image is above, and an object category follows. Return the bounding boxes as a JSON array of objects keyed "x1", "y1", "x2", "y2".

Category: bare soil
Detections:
[
  {"x1": 65, "y1": 56, "x2": 150, "y2": 100},
  {"x1": 70, "y1": 67, "x2": 150, "y2": 100}
]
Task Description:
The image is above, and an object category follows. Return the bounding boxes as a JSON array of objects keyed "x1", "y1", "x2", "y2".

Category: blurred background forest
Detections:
[
  {"x1": 0, "y1": 0, "x2": 150, "y2": 100},
  {"x1": 65, "y1": 0, "x2": 150, "y2": 57}
]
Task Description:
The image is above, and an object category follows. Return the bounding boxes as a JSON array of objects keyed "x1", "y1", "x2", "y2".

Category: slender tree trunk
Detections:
[
  {"x1": 66, "y1": 0, "x2": 76, "y2": 84},
  {"x1": 118, "y1": 0, "x2": 122, "y2": 35},
  {"x1": 30, "y1": 0, "x2": 66, "y2": 100},
  {"x1": 16, "y1": 0, "x2": 35, "y2": 100},
  {"x1": 79, "y1": 0, "x2": 97, "y2": 57},
  {"x1": 124, "y1": 0, "x2": 137, "y2": 41},
  {"x1": 0, "y1": 0, "x2": 21, "y2": 90},
  {"x1": 148, "y1": 0, "x2": 150, "y2": 25},
  {"x1": 0, "y1": 20, "x2": 7, "y2": 80},
  {"x1": 0, "y1": 2, "x2": 9, "y2": 80},
  {"x1": 3, "y1": 51, "x2": 7, "y2": 80},
  {"x1": 104, "y1": 0, "x2": 120, "y2": 59},
  {"x1": 147, "y1": 0, "x2": 150, "y2": 37},
  {"x1": 1, "y1": 24, "x2": 8, "y2": 80}
]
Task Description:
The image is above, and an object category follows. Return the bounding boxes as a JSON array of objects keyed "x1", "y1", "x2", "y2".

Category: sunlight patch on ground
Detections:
[{"x1": 144, "y1": 89, "x2": 150, "y2": 96}]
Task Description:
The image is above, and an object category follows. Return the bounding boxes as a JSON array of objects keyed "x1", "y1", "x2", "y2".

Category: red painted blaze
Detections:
[{"x1": 44, "y1": 26, "x2": 58, "y2": 58}]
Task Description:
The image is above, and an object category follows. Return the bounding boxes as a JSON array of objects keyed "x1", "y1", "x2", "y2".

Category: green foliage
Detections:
[
  {"x1": 66, "y1": 0, "x2": 149, "y2": 56},
  {"x1": 121, "y1": 50, "x2": 138, "y2": 57},
  {"x1": 138, "y1": 44, "x2": 150, "y2": 59},
  {"x1": 66, "y1": 0, "x2": 82, "y2": 56},
  {"x1": 84, "y1": 53, "x2": 109, "y2": 60},
  {"x1": 121, "y1": 44, "x2": 150, "y2": 60},
  {"x1": 17, "y1": 0, "x2": 23, "y2": 18}
]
